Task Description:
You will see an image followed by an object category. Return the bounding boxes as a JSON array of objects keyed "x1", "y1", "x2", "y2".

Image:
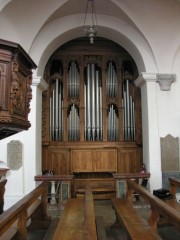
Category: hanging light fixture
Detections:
[{"x1": 83, "y1": 0, "x2": 98, "y2": 44}]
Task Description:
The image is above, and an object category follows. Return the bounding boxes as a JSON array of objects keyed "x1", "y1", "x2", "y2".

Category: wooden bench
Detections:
[
  {"x1": 112, "y1": 197, "x2": 161, "y2": 240},
  {"x1": 0, "y1": 179, "x2": 7, "y2": 214},
  {"x1": 127, "y1": 180, "x2": 180, "y2": 230},
  {"x1": 43, "y1": 217, "x2": 60, "y2": 240},
  {"x1": 169, "y1": 177, "x2": 180, "y2": 199},
  {"x1": 96, "y1": 216, "x2": 107, "y2": 240},
  {"x1": 112, "y1": 179, "x2": 180, "y2": 239},
  {"x1": 156, "y1": 177, "x2": 180, "y2": 226},
  {"x1": 0, "y1": 181, "x2": 51, "y2": 240},
  {"x1": 53, "y1": 183, "x2": 98, "y2": 240}
]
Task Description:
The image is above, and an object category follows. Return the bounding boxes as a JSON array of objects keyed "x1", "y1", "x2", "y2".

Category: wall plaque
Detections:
[
  {"x1": 161, "y1": 134, "x2": 179, "y2": 172},
  {"x1": 7, "y1": 140, "x2": 22, "y2": 170}
]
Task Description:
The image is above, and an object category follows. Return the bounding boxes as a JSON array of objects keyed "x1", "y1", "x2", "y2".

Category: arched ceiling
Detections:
[{"x1": 1, "y1": 0, "x2": 179, "y2": 75}]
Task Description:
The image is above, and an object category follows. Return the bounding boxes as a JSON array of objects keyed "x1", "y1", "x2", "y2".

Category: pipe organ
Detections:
[
  {"x1": 48, "y1": 61, "x2": 137, "y2": 142},
  {"x1": 42, "y1": 38, "x2": 142, "y2": 176}
]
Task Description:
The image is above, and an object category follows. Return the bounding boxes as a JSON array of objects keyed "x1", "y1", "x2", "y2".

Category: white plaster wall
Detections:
[
  {"x1": 0, "y1": 0, "x2": 180, "y2": 207},
  {"x1": 0, "y1": 132, "x2": 29, "y2": 209},
  {"x1": 0, "y1": 76, "x2": 47, "y2": 210}
]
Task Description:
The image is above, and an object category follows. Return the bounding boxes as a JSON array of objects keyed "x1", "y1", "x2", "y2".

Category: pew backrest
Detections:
[
  {"x1": 169, "y1": 177, "x2": 180, "y2": 195},
  {"x1": 126, "y1": 179, "x2": 180, "y2": 231},
  {"x1": 0, "y1": 181, "x2": 50, "y2": 240}
]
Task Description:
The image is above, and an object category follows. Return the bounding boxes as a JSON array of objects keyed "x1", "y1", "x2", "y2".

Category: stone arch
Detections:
[{"x1": 29, "y1": 14, "x2": 158, "y2": 77}]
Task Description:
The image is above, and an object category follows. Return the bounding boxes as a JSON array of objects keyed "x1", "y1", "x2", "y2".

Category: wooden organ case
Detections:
[{"x1": 42, "y1": 38, "x2": 142, "y2": 198}]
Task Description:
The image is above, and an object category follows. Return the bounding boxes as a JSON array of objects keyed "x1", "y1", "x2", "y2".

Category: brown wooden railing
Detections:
[
  {"x1": 0, "y1": 181, "x2": 51, "y2": 240},
  {"x1": 126, "y1": 179, "x2": 180, "y2": 231},
  {"x1": 0, "y1": 179, "x2": 7, "y2": 214}
]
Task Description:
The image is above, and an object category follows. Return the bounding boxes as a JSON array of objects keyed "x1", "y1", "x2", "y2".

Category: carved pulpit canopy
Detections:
[{"x1": 0, "y1": 39, "x2": 37, "y2": 139}]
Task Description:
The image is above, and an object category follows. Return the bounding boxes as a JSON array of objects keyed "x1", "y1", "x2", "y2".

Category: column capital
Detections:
[
  {"x1": 32, "y1": 76, "x2": 48, "y2": 92},
  {"x1": 135, "y1": 72, "x2": 176, "y2": 91},
  {"x1": 156, "y1": 73, "x2": 176, "y2": 91}
]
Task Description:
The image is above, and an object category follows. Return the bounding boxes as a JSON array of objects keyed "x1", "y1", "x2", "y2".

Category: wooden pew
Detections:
[
  {"x1": 112, "y1": 197, "x2": 161, "y2": 240},
  {"x1": 53, "y1": 184, "x2": 97, "y2": 240},
  {"x1": 0, "y1": 181, "x2": 51, "y2": 240},
  {"x1": 169, "y1": 177, "x2": 180, "y2": 196},
  {"x1": 126, "y1": 180, "x2": 180, "y2": 230},
  {"x1": 112, "y1": 179, "x2": 180, "y2": 239},
  {"x1": 0, "y1": 179, "x2": 7, "y2": 214},
  {"x1": 161, "y1": 177, "x2": 180, "y2": 217}
]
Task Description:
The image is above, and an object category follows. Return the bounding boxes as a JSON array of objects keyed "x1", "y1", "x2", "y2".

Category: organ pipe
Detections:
[
  {"x1": 107, "y1": 104, "x2": 119, "y2": 141},
  {"x1": 106, "y1": 61, "x2": 118, "y2": 98},
  {"x1": 68, "y1": 60, "x2": 80, "y2": 98},
  {"x1": 50, "y1": 79, "x2": 63, "y2": 141},
  {"x1": 122, "y1": 79, "x2": 135, "y2": 141},
  {"x1": 84, "y1": 63, "x2": 102, "y2": 141},
  {"x1": 68, "y1": 104, "x2": 80, "y2": 141}
]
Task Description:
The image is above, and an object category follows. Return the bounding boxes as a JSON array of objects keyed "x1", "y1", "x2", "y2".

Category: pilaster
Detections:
[{"x1": 135, "y1": 72, "x2": 162, "y2": 191}]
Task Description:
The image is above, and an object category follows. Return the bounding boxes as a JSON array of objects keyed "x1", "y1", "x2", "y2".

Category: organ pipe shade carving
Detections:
[
  {"x1": 84, "y1": 63, "x2": 102, "y2": 141},
  {"x1": 50, "y1": 79, "x2": 63, "y2": 141}
]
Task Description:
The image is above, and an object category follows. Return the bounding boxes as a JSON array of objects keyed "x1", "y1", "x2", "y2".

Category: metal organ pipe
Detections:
[
  {"x1": 67, "y1": 60, "x2": 80, "y2": 141},
  {"x1": 106, "y1": 61, "x2": 119, "y2": 141},
  {"x1": 122, "y1": 79, "x2": 135, "y2": 141},
  {"x1": 68, "y1": 104, "x2": 80, "y2": 141},
  {"x1": 50, "y1": 79, "x2": 63, "y2": 141},
  {"x1": 84, "y1": 63, "x2": 102, "y2": 141},
  {"x1": 106, "y1": 61, "x2": 118, "y2": 98},
  {"x1": 68, "y1": 60, "x2": 80, "y2": 98},
  {"x1": 107, "y1": 104, "x2": 119, "y2": 141}
]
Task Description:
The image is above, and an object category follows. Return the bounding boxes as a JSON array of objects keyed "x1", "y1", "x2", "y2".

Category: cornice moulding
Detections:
[
  {"x1": 135, "y1": 72, "x2": 176, "y2": 91},
  {"x1": 135, "y1": 73, "x2": 156, "y2": 88},
  {"x1": 32, "y1": 77, "x2": 48, "y2": 91}
]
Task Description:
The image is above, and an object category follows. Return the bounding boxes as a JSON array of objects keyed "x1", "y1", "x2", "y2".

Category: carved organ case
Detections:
[
  {"x1": 42, "y1": 38, "x2": 142, "y2": 175},
  {"x1": 0, "y1": 39, "x2": 36, "y2": 139}
]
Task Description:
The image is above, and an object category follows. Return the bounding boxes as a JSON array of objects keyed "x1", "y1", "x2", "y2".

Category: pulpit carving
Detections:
[{"x1": 0, "y1": 39, "x2": 36, "y2": 139}]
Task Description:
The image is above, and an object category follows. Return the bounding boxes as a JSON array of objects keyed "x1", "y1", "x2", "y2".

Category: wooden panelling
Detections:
[
  {"x1": 42, "y1": 142, "x2": 142, "y2": 176},
  {"x1": 71, "y1": 149, "x2": 94, "y2": 173},
  {"x1": 118, "y1": 148, "x2": 138, "y2": 173},
  {"x1": 42, "y1": 148, "x2": 70, "y2": 175},
  {"x1": 95, "y1": 149, "x2": 117, "y2": 172},
  {"x1": 71, "y1": 148, "x2": 117, "y2": 173}
]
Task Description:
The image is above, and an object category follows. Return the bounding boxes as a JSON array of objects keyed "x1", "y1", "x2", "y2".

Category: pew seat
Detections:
[{"x1": 53, "y1": 183, "x2": 98, "y2": 240}]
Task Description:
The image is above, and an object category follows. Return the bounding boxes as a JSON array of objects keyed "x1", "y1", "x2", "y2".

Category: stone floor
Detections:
[{"x1": 27, "y1": 200, "x2": 180, "y2": 240}]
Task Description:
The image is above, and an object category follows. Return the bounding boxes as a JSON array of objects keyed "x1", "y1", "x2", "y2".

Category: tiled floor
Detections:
[{"x1": 28, "y1": 200, "x2": 180, "y2": 240}]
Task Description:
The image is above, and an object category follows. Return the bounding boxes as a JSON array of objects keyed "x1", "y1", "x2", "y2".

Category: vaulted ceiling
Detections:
[{"x1": 0, "y1": 0, "x2": 179, "y2": 74}]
